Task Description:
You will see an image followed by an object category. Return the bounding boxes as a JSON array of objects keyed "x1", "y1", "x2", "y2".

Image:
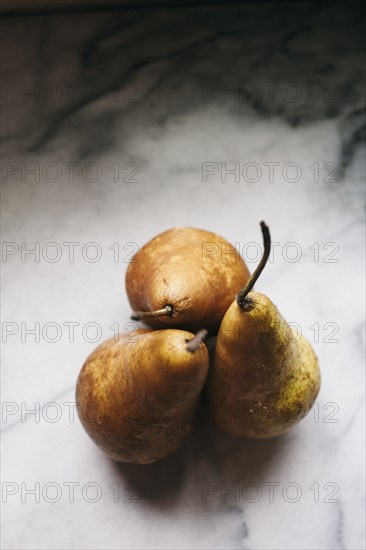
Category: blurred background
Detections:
[{"x1": 1, "y1": 2, "x2": 365, "y2": 549}]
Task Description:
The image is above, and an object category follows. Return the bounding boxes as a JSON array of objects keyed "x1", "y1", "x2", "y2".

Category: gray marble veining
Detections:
[{"x1": 1, "y1": 2, "x2": 365, "y2": 549}]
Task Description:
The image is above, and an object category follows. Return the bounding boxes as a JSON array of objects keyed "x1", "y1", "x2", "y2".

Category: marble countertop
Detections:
[{"x1": 1, "y1": 2, "x2": 365, "y2": 549}]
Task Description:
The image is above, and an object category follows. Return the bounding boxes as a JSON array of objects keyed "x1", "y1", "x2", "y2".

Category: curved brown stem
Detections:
[
  {"x1": 186, "y1": 329, "x2": 208, "y2": 352},
  {"x1": 131, "y1": 305, "x2": 173, "y2": 321},
  {"x1": 236, "y1": 221, "x2": 271, "y2": 308}
]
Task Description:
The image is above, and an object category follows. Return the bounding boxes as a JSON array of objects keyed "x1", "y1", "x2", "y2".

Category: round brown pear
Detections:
[
  {"x1": 126, "y1": 227, "x2": 250, "y2": 333},
  {"x1": 206, "y1": 222, "x2": 321, "y2": 438},
  {"x1": 76, "y1": 328, "x2": 209, "y2": 464}
]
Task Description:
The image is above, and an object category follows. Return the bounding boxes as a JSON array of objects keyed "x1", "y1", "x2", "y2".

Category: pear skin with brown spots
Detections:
[
  {"x1": 206, "y1": 292, "x2": 321, "y2": 438},
  {"x1": 76, "y1": 329, "x2": 209, "y2": 463},
  {"x1": 126, "y1": 227, "x2": 250, "y2": 333}
]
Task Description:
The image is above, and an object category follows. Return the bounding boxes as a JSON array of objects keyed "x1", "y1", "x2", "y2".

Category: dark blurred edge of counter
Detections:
[{"x1": 1, "y1": 0, "x2": 352, "y2": 18}]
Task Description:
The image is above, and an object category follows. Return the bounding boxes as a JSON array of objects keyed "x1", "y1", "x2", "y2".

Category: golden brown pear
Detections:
[
  {"x1": 76, "y1": 329, "x2": 209, "y2": 464},
  {"x1": 206, "y1": 223, "x2": 321, "y2": 438},
  {"x1": 126, "y1": 227, "x2": 250, "y2": 333}
]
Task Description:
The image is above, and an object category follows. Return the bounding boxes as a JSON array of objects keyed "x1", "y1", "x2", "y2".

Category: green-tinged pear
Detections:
[{"x1": 206, "y1": 222, "x2": 320, "y2": 438}]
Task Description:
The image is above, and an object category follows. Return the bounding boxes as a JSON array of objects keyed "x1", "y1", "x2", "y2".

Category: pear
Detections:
[
  {"x1": 76, "y1": 328, "x2": 209, "y2": 463},
  {"x1": 126, "y1": 227, "x2": 250, "y2": 333},
  {"x1": 206, "y1": 222, "x2": 320, "y2": 438}
]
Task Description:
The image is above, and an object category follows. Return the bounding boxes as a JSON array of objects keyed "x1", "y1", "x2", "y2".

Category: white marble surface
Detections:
[{"x1": 1, "y1": 3, "x2": 365, "y2": 549}]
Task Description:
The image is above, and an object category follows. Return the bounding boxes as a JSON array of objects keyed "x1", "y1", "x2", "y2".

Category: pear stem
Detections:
[
  {"x1": 186, "y1": 329, "x2": 208, "y2": 352},
  {"x1": 131, "y1": 305, "x2": 173, "y2": 321},
  {"x1": 236, "y1": 221, "x2": 271, "y2": 308}
]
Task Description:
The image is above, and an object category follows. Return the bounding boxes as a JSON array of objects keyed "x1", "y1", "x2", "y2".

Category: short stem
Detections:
[
  {"x1": 236, "y1": 221, "x2": 271, "y2": 308},
  {"x1": 186, "y1": 329, "x2": 208, "y2": 352},
  {"x1": 131, "y1": 305, "x2": 173, "y2": 321}
]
